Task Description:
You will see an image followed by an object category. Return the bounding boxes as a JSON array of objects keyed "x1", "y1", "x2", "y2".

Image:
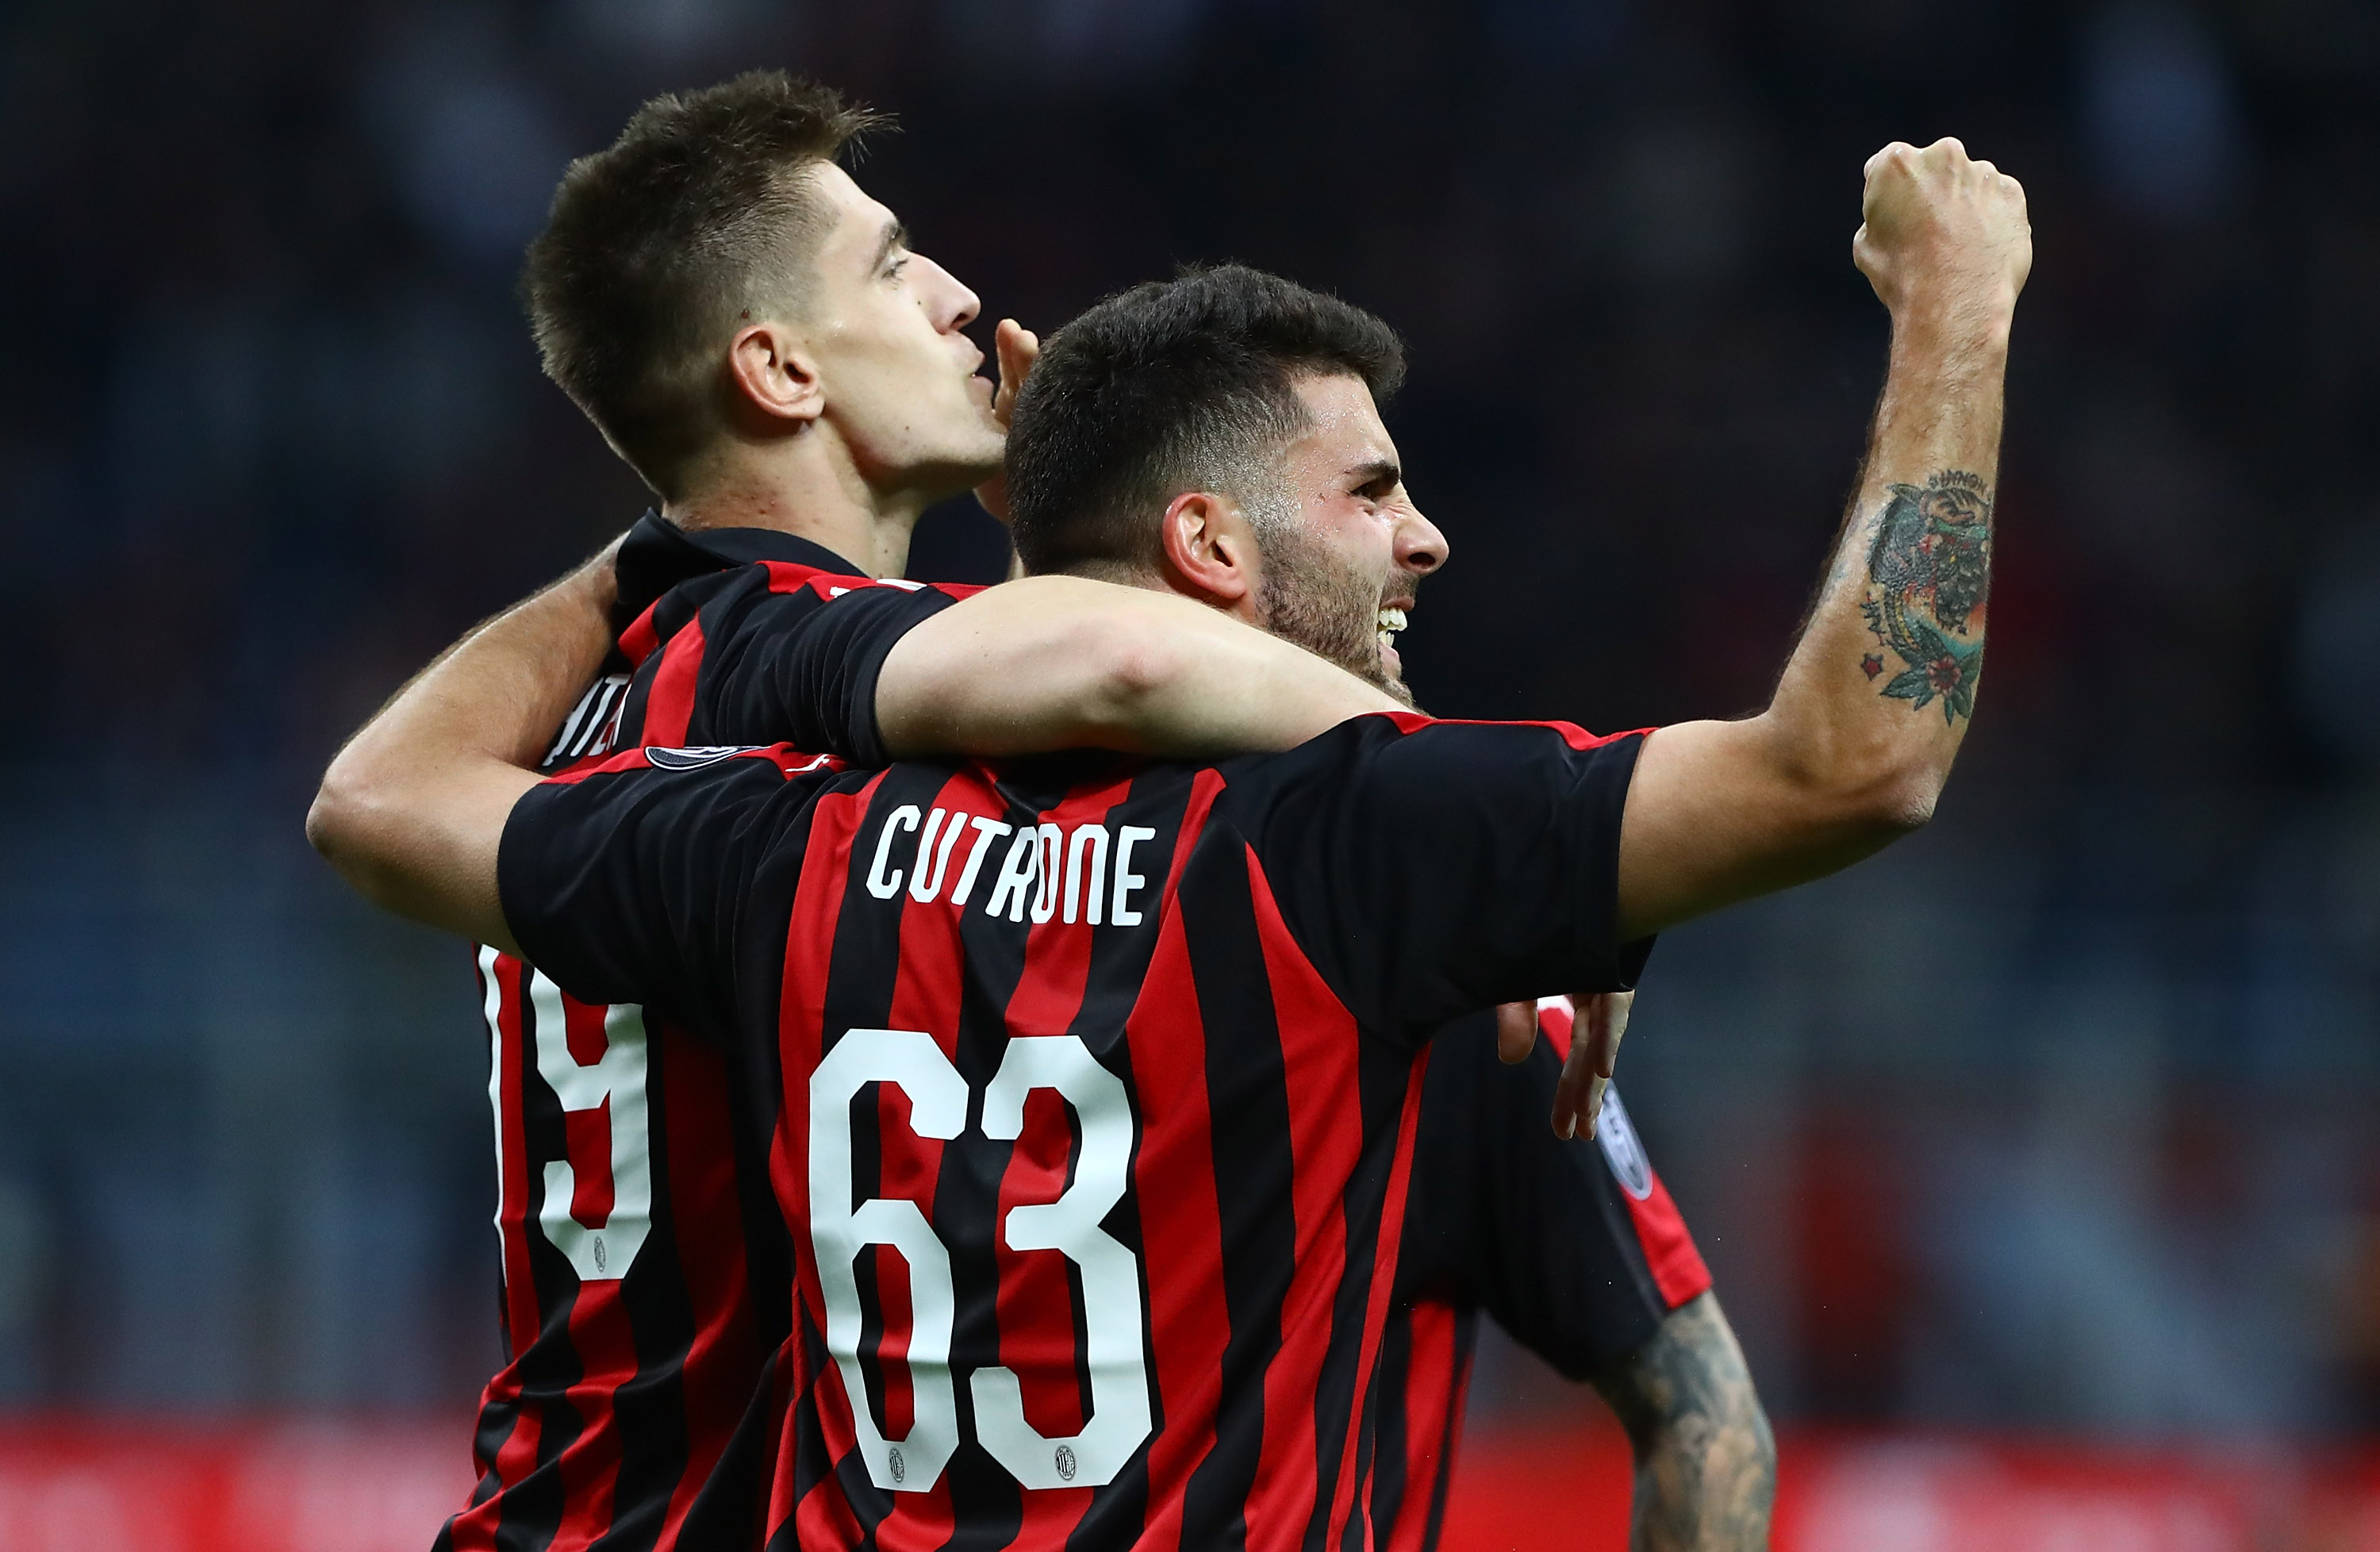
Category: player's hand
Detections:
[
  {"x1": 973, "y1": 318, "x2": 1041, "y2": 523},
  {"x1": 1494, "y1": 1000, "x2": 1538, "y2": 1063},
  {"x1": 1852, "y1": 138, "x2": 2031, "y2": 326},
  {"x1": 1550, "y1": 989, "x2": 1634, "y2": 1140}
]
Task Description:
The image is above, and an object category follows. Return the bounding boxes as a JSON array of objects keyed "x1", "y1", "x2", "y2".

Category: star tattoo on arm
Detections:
[{"x1": 1860, "y1": 469, "x2": 1991, "y2": 723}]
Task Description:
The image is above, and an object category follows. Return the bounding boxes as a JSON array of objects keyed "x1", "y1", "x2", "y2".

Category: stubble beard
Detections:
[{"x1": 1251, "y1": 518, "x2": 1415, "y2": 709}]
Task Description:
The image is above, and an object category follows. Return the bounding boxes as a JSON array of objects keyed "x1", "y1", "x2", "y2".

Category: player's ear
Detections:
[
  {"x1": 1157, "y1": 491, "x2": 1258, "y2": 613},
  {"x1": 725, "y1": 321, "x2": 825, "y2": 429}
]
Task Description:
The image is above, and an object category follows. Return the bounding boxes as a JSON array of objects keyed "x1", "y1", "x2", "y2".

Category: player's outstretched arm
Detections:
[
  {"x1": 305, "y1": 542, "x2": 621, "y2": 951},
  {"x1": 1614, "y1": 138, "x2": 2030, "y2": 941},
  {"x1": 1591, "y1": 1293, "x2": 1776, "y2": 1552},
  {"x1": 873, "y1": 575, "x2": 1406, "y2": 759}
]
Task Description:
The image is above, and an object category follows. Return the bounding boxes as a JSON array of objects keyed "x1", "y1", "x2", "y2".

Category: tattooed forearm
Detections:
[
  {"x1": 1590, "y1": 1293, "x2": 1776, "y2": 1552},
  {"x1": 1858, "y1": 468, "x2": 1991, "y2": 724}
]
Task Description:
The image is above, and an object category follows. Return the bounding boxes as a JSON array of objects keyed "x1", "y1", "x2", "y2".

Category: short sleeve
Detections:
[
  {"x1": 1394, "y1": 1017, "x2": 1676, "y2": 1377},
  {"x1": 497, "y1": 745, "x2": 823, "y2": 1034},
  {"x1": 1225, "y1": 716, "x2": 1653, "y2": 1041},
  {"x1": 691, "y1": 582, "x2": 962, "y2": 763}
]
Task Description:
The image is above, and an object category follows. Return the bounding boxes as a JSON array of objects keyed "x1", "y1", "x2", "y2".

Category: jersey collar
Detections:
[{"x1": 614, "y1": 510, "x2": 869, "y2": 621}]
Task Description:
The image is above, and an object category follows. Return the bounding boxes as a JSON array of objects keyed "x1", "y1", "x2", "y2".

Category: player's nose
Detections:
[
  {"x1": 913, "y1": 253, "x2": 980, "y2": 333},
  {"x1": 1396, "y1": 504, "x2": 1448, "y2": 577}
]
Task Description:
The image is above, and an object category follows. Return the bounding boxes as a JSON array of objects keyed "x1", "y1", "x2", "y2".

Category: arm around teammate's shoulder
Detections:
[
  {"x1": 872, "y1": 574, "x2": 1404, "y2": 760},
  {"x1": 307, "y1": 537, "x2": 622, "y2": 946}
]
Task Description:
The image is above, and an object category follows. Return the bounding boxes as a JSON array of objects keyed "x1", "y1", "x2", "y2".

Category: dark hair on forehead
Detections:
[
  {"x1": 1005, "y1": 265, "x2": 1405, "y2": 576},
  {"x1": 521, "y1": 71, "x2": 885, "y2": 497}
]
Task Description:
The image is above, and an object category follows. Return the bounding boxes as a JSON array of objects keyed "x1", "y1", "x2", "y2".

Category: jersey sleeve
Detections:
[
  {"x1": 1227, "y1": 715, "x2": 1653, "y2": 1041},
  {"x1": 674, "y1": 577, "x2": 963, "y2": 763},
  {"x1": 496, "y1": 745, "x2": 826, "y2": 1035},
  {"x1": 1395, "y1": 1014, "x2": 1691, "y2": 1378}
]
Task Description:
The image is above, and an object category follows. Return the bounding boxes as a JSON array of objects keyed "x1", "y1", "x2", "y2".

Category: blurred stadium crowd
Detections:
[{"x1": 0, "y1": 0, "x2": 2374, "y2": 1445}]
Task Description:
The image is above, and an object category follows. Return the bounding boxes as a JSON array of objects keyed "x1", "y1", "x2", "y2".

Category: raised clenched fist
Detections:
[{"x1": 1852, "y1": 138, "x2": 2032, "y2": 327}]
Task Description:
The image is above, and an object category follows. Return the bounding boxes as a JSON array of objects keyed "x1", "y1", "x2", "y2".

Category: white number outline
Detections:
[
  {"x1": 480, "y1": 947, "x2": 654, "y2": 1285},
  {"x1": 810, "y1": 1028, "x2": 1152, "y2": 1493}
]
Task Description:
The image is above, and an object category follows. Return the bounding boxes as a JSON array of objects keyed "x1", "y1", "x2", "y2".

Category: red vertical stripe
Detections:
[
  {"x1": 795, "y1": 1468, "x2": 866, "y2": 1552},
  {"x1": 445, "y1": 953, "x2": 554, "y2": 1550},
  {"x1": 1120, "y1": 909, "x2": 1225, "y2": 1552},
  {"x1": 1382, "y1": 1303, "x2": 1459, "y2": 1552},
  {"x1": 1625, "y1": 1174, "x2": 1713, "y2": 1310},
  {"x1": 639, "y1": 613, "x2": 707, "y2": 747},
  {"x1": 545, "y1": 1278, "x2": 642, "y2": 1549},
  {"x1": 655, "y1": 1027, "x2": 760, "y2": 1543},
  {"x1": 1238, "y1": 851, "x2": 1366, "y2": 1550},
  {"x1": 1330, "y1": 1047, "x2": 1430, "y2": 1552},
  {"x1": 988, "y1": 778, "x2": 1130, "y2": 1551},
  {"x1": 863, "y1": 774, "x2": 982, "y2": 1552},
  {"x1": 771, "y1": 778, "x2": 881, "y2": 1551}
]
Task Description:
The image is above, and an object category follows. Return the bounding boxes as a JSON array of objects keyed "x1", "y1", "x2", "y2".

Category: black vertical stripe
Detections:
[
  {"x1": 598, "y1": 1024, "x2": 698, "y2": 1552},
  {"x1": 501, "y1": 970, "x2": 585, "y2": 1552},
  {"x1": 1420, "y1": 1312, "x2": 1477, "y2": 1552},
  {"x1": 1299, "y1": 1035, "x2": 1418, "y2": 1552},
  {"x1": 1367, "y1": 1307, "x2": 1413, "y2": 1546},
  {"x1": 780, "y1": 1316, "x2": 842, "y2": 1541},
  {"x1": 1174, "y1": 836, "x2": 1296, "y2": 1552},
  {"x1": 936, "y1": 766, "x2": 1045, "y2": 1552},
  {"x1": 816, "y1": 766, "x2": 975, "y2": 1551},
  {"x1": 1061, "y1": 768, "x2": 1191, "y2": 1552}
]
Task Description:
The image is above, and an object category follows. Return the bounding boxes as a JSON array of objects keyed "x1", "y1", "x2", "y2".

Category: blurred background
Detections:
[{"x1": 2, "y1": 0, "x2": 2378, "y2": 1541}]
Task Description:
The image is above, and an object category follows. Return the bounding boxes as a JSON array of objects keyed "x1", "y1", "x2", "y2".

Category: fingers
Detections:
[
  {"x1": 1547, "y1": 990, "x2": 1634, "y2": 1139},
  {"x1": 992, "y1": 318, "x2": 1042, "y2": 429},
  {"x1": 1495, "y1": 1002, "x2": 1538, "y2": 1065},
  {"x1": 1550, "y1": 1031, "x2": 1598, "y2": 1140},
  {"x1": 1586, "y1": 989, "x2": 1634, "y2": 1079}
]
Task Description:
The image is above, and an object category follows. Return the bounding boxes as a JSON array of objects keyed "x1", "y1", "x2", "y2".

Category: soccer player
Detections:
[
  {"x1": 316, "y1": 137, "x2": 2028, "y2": 1550},
  {"x1": 315, "y1": 73, "x2": 1420, "y2": 1552},
  {"x1": 311, "y1": 71, "x2": 1757, "y2": 1550}
]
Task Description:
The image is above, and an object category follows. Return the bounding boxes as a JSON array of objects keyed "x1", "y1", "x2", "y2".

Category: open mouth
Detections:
[{"x1": 1375, "y1": 605, "x2": 1408, "y2": 654}]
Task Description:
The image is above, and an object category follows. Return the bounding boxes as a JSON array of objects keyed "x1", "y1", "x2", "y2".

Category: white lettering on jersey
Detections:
[
  {"x1": 1029, "y1": 824, "x2": 1065, "y2": 924},
  {"x1": 812, "y1": 1028, "x2": 1151, "y2": 1494},
  {"x1": 867, "y1": 805, "x2": 922, "y2": 898},
  {"x1": 1063, "y1": 825, "x2": 1109, "y2": 924},
  {"x1": 983, "y1": 826, "x2": 1041, "y2": 922},
  {"x1": 811, "y1": 1029, "x2": 966, "y2": 1492},
  {"x1": 908, "y1": 809, "x2": 952, "y2": 902},
  {"x1": 527, "y1": 973, "x2": 653, "y2": 1281},
  {"x1": 857, "y1": 809, "x2": 1160, "y2": 928},
  {"x1": 1111, "y1": 826, "x2": 1157, "y2": 926},
  {"x1": 971, "y1": 1035, "x2": 1151, "y2": 1486},
  {"x1": 948, "y1": 818, "x2": 1012, "y2": 905}
]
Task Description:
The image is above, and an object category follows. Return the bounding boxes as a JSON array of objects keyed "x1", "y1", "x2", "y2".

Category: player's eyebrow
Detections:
[
  {"x1": 1345, "y1": 458, "x2": 1402, "y2": 490},
  {"x1": 868, "y1": 219, "x2": 910, "y2": 275}
]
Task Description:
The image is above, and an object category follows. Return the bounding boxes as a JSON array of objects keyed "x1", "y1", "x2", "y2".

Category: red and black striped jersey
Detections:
[
  {"x1": 447, "y1": 515, "x2": 969, "y2": 1552},
  {"x1": 590, "y1": 542, "x2": 1722, "y2": 1552},
  {"x1": 1368, "y1": 998, "x2": 1713, "y2": 1552},
  {"x1": 497, "y1": 713, "x2": 1653, "y2": 1552}
]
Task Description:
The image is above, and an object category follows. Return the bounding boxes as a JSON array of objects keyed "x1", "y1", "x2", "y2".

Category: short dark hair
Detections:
[
  {"x1": 1006, "y1": 266, "x2": 1406, "y2": 575},
  {"x1": 522, "y1": 72, "x2": 885, "y2": 496}
]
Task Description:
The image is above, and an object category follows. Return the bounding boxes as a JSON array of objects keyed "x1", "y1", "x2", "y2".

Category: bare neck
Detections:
[{"x1": 662, "y1": 437, "x2": 931, "y2": 580}]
